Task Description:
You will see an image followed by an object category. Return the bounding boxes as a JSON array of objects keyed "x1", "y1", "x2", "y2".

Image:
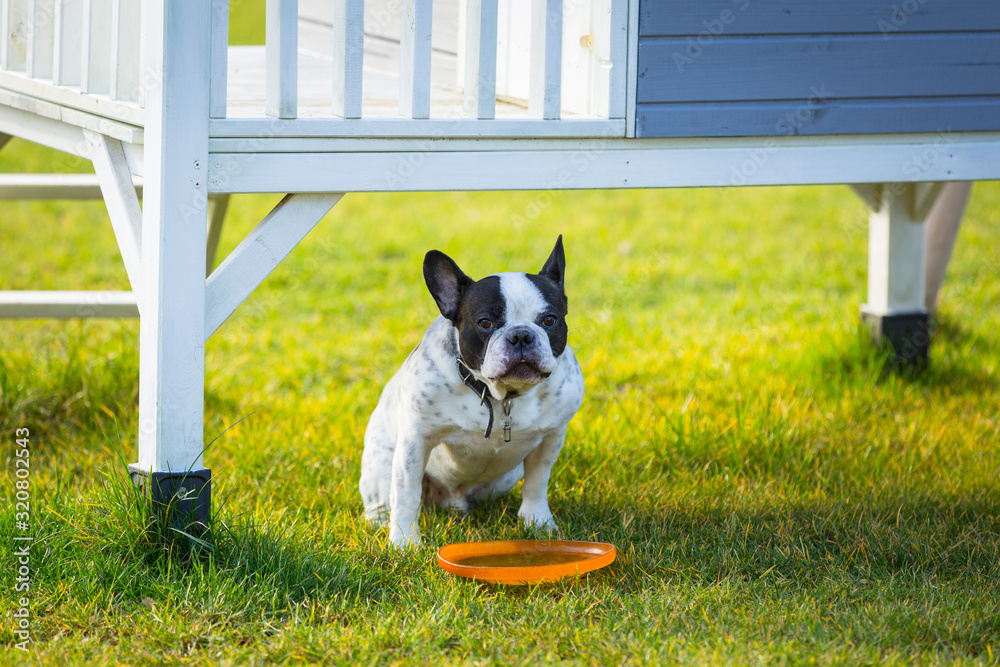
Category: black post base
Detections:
[
  {"x1": 128, "y1": 464, "x2": 212, "y2": 538},
  {"x1": 861, "y1": 310, "x2": 931, "y2": 368}
]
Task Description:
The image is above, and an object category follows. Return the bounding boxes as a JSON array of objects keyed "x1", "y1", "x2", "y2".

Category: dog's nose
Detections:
[{"x1": 506, "y1": 327, "x2": 534, "y2": 348}]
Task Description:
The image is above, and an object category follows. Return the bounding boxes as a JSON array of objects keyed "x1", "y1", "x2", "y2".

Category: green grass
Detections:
[{"x1": 2, "y1": 138, "x2": 1000, "y2": 663}]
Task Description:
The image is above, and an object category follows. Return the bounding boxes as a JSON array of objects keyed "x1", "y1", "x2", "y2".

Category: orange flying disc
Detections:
[{"x1": 437, "y1": 540, "x2": 616, "y2": 584}]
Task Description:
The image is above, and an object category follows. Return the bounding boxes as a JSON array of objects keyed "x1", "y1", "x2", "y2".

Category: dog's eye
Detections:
[
  {"x1": 478, "y1": 318, "x2": 493, "y2": 330},
  {"x1": 542, "y1": 315, "x2": 558, "y2": 327}
]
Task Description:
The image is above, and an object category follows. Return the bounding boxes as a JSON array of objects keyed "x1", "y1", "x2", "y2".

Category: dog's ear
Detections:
[
  {"x1": 424, "y1": 250, "x2": 474, "y2": 323},
  {"x1": 539, "y1": 235, "x2": 565, "y2": 287}
]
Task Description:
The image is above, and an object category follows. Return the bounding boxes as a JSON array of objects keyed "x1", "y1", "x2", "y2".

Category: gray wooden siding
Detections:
[{"x1": 635, "y1": 0, "x2": 1000, "y2": 138}]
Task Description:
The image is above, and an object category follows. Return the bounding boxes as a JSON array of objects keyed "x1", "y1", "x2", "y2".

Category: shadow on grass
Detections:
[
  {"x1": 553, "y1": 492, "x2": 1000, "y2": 589},
  {"x1": 442, "y1": 487, "x2": 1000, "y2": 587},
  {"x1": 418, "y1": 474, "x2": 1000, "y2": 656},
  {"x1": 813, "y1": 320, "x2": 999, "y2": 396},
  {"x1": 27, "y1": 451, "x2": 399, "y2": 617}
]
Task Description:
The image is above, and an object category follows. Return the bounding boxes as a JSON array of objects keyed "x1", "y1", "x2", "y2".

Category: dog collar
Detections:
[{"x1": 455, "y1": 357, "x2": 515, "y2": 441}]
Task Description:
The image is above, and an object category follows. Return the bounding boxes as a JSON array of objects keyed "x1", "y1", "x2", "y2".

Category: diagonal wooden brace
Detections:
[
  {"x1": 204, "y1": 192, "x2": 343, "y2": 340},
  {"x1": 86, "y1": 130, "x2": 144, "y2": 311}
]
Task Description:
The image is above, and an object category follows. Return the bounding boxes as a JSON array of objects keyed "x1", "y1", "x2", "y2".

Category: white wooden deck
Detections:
[{"x1": 225, "y1": 45, "x2": 528, "y2": 120}]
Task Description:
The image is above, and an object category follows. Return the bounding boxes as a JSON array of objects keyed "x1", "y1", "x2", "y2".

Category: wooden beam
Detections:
[
  {"x1": 0, "y1": 172, "x2": 141, "y2": 199},
  {"x1": 399, "y1": 0, "x2": 432, "y2": 119},
  {"x1": 207, "y1": 132, "x2": 1000, "y2": 193},
  {"x1": 265, "y1": 0, "x2": 297, "y2": 119},
  {"x1": 86, "y1": 130, "x2": 144, "y2": 303},
  {"x1": 330, "y1": 0, "x2": 363, "y2": 119},
  {"x1": 463, "y1": 0, "x2": 498, "y2": 119},
  {"x1": 0, "y1": 69, "x2": 146, "y2": 128},
  {"x1": 0, "y1": 291, "x2": 138, "y2": 318},
  {"x1": 208, "y1": 117, "x2": 624, "y2": 140},
  {"x1": 0, "y1": 103, "x2": 91, "y2": 158},
  {"x1": 204, "y1": 192, "x2": 341, "y2": 340},
  {"x1": 0, "y1": 86, "x2": 143, "y2": 143}
]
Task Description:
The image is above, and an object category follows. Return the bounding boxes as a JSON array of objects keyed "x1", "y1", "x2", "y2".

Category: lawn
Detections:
[
  {"x1": 2, "y1": 126, "x2": 999, "y2": 663},
  {"x1": 2, "y1": 6, "x2": 1000, "y2": 663}
]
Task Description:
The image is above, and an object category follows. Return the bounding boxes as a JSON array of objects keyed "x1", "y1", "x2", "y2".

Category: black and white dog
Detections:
[{"x1": 360, "y1": 237, "x2": 584, "y2": 548}]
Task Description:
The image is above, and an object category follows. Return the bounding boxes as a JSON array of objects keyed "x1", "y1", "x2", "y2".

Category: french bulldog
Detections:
[{"x1": 359, "y1": 236, "x2": 584, "y2": 548}]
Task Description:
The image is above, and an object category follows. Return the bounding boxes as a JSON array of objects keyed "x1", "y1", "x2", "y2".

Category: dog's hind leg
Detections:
[{"x1": 423, "y1": 475, "x2": 470, "y2": 513}]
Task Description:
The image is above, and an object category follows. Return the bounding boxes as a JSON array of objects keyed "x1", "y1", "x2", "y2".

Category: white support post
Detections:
[
  {"x1": 463, "y1": 0, "x2": 498, "y2": 119},
  {"x1": 205, "y1": 193, "x2": 230, "y2": 276},
  {"x1": 86, "y1": 130, "x2": 143, "y2": 306},
  {"x1": 137, "y1": 0, "x2": 211, "y2": 483},
  {"x1": 858, "y1": 182, "x2": 942, "y2": 365},
  {"x1": 330, "y1": 0, "x2": 363, "y2": 119},
  {"x1": 399, "y1": 0, "x2": 432, "y2": 119},
  {"x1": 204, "y1": 192, "x2": 342, "y2": 339},
  {"x1": 265, "y1": 0, "x2": 297, "y2": 119},
  {"x1": 26, "y1": 0, "x2": 54, "y2": 79},
  {"x1": 529, "y1": 0, "x2": 561, "y2": 119},
  {"x1": 864, "y1": 183, "x2": 927, "y2": 316},
  {"x1": 209, "y1": 0, "x2": 229, "y2": 118},
  {"x1": 53, "y1": 0, "x2": 83, "y2": 86}
]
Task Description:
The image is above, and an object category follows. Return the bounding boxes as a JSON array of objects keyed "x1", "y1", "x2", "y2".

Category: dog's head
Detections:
[{"x1": 424, "y1": 236, "x2": 568, "y2": 398}]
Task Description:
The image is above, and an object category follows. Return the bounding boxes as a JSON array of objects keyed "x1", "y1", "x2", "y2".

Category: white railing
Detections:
[
  {"x1": 0, "y1": 0, "x2": 627, "y2": 131},
  {"x1": 211, "y1": 0, "x2": 627, "y2": 125},
  {"x1": 0, "y1": 0, "x2": 143, "y2": 105}
]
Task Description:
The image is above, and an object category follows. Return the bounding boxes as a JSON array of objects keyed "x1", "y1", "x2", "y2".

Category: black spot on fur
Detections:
[{"x1": 454, "y1": 276, "x2": 505, "y2": 371}]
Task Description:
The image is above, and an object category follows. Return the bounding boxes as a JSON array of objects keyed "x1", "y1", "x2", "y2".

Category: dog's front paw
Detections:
[
  {"x1": 518, "y1": 505, "x2": 559, "y2": 533},
  {"x1": 388, "y1": 524, "x2": 422, "y2": 549}
]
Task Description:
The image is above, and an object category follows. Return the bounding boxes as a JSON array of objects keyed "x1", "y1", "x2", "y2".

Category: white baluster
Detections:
[
  {"x1": 331, "y1": 0, "x2": 363, "y2": 119},
  {"x1": 266, "y1": 0, "x2": 297, "y2": 118}
]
